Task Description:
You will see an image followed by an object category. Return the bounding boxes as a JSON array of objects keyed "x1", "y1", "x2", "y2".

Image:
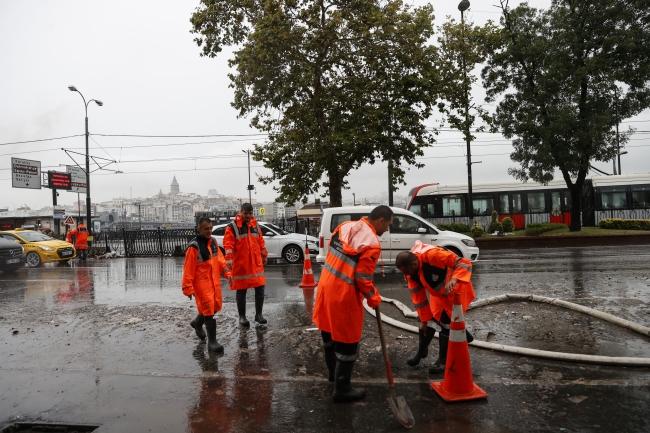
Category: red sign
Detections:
[
  {"x1": 0, "y1": 224, "x2": 14, "y2": 230},
  {"x1": 48, "y1": 171, "x2": 72, "y2": 190}
]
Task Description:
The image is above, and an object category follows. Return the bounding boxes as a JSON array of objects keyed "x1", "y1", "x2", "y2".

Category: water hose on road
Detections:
[{"x1": 363, "y1": 294, "x2": 650, "y2": 367}]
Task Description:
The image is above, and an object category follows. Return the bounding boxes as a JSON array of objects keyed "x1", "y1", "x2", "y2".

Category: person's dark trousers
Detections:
[
  {"x1": 236, "y1": 286, "x2": 265, "y2": 326},
  {"x1": 321, "y1": 331, "x2": 365, "y2": 402}
]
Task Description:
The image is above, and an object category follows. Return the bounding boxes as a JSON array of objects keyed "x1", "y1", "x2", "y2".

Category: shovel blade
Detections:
[{"x1": 387, "y1": 395, "x2": 415, "y2": 429}]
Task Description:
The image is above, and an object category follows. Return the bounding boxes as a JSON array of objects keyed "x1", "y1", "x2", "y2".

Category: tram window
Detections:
[
  {"x1": 632, "y1": 187, "x2": 650, "y2": 208},
  {"x1": 500, "y1": 194, "x2": 510, "y2": 214},
  {"x1": 409, "y1": 196, "x2": 435, "y2": 217},
  {"x1": 527, "y1": 192, "x2": 546, "y2": 213},
  {"x1": 551, "y1": 192, "x2": 561, "y2": 214},
  {"x1": 512, "y1": 194, "x2": 523, "y2": 213},
  {"x1": 442, "y1": 195, "x2": 466, "y2": 217},
  {"x1": 473, "y1": 196, "x2": 495, "y2": 216},
  {"x1": 601, "y1": 188, "x2": 627, "y2": 209}
]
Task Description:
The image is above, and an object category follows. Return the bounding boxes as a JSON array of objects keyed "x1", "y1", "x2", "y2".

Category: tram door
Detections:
[{"x1": 499, "y1": 193, "x2": 525, "y2": 229}]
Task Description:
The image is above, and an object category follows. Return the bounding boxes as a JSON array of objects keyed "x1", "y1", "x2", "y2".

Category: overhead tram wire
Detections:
[{"x1": 0, "y1": 134, "x2": 85, "y2": 146}]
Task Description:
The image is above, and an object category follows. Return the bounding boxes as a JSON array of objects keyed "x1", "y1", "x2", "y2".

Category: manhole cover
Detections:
[{"x1": 0, "y1": 423, "x2": 99, "y2": 432}]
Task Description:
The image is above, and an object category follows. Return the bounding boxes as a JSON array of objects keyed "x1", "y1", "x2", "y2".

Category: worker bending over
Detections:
[{"x1": 395, "y1": 241, "x2": 474, "y2": 374}]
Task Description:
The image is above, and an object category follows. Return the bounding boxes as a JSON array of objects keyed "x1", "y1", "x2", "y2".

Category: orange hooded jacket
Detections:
[
  {"x1": 182, "y1": 235, "x2": 231, "y2": 316},
  {"x1": 312, "y1": 218, "x2": 383, "y2": 343},
  {"x1": 223, "y1": 215, "x2": 268, "y2": 290},
  {"x1": 406, "y1": 241, "x2": 475, "y2": 322},
  {"x1": 66, "y1": 224, "x2": 88, "y2": 250}
]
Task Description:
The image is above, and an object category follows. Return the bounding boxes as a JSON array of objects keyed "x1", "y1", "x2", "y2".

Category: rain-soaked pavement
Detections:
[{"x1": 1, "y1": 245, "x2": 649, "y2": 432}]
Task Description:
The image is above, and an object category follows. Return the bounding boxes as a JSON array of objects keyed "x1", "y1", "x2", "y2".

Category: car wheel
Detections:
[
  {"x1": 283, "y1": 245, "x2": 303, "y2": 264},
  {"x1": 446, "y1": 246, "x2": 464, "y2": 258},
  {"x1": 26, "y1": 252, "x2": 42, "y2": 268}
]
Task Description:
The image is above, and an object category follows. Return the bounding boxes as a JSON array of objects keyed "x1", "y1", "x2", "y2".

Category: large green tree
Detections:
[
  {"x1": 482, "y1": 0, "x2": 650, "y2": 231},
  {"x1": 191, "y1": 0, "x2": 439, "y2": 206}
]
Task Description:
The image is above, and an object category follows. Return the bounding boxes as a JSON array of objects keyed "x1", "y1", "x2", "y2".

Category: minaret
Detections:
[{"x1": 170, "y1": 176, "x2": 179, "y2": 196}]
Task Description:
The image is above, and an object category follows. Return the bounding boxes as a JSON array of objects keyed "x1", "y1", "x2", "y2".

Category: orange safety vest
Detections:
[
  {"x1": 312, "y1": 218, "x2": 383, "y2": 344},
  {"x1": 223, "y1": 215, "x2": 268, "y2": 290},
  {"x1": 406, "y1": 241, "x2": 475, "y2": 322},
  {"x1": 182, "y1": 236, "x2": 230, "y2": 316}
]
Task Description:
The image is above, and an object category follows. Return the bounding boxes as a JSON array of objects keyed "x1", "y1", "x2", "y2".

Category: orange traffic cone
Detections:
[
  {"x1": 299, "y1": 246, "x2": 316, "y2": 289},
  {"x1": 430, "y1": 292, "x2": 487, "y2": 402},
  {"x1": 302, "y1": 288, "x2": 315, "y2": 314}
]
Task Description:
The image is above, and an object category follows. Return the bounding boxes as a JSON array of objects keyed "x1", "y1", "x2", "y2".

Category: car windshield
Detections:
[
  {"x1": 265, "y1": 224, "x2": 290, "y2": 235},
  {"x1": 18, "y1": 232, "x2": 53, "y2": 242}
]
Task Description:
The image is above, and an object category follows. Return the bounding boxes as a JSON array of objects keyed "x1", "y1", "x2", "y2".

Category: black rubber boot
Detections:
[
  {"x1": 254, "y1": 297, "x2": 267, "y2": 325},
  {"x1": 406, "y1": 326, "x2": 436, "y2": 366},
  {"x1": 429, "y1": 334, "x2": 449, "y2": 374},
  {"x1": 333, "y1": 360, "x2": 366, "y2": 403},
  {"x1": 324, "y1": 345, "x2": 336, "y2": 382},
  {"x1": 237, "y1": 300, "x2": 250, "y2": 327},
  {"x1": 204, "y1": 316, "x2": 224, "y2": 353},
  {"x1": 190, "y1": 314, "x2": 206, "y2": 340}
]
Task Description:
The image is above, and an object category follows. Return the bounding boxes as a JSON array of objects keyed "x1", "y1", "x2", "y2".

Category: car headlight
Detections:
[
  {"x1": 307, "y1": 240, "x2": 318, "y2": 245},
  {"x1": 38, "y1": 245, "x2": 55, "y2": 251},
  {"x1": 461, "y1": 239, "x2": 476, "y2": 247}
]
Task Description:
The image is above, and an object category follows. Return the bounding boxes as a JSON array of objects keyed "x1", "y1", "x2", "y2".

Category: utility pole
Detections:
[
  {"x1": 388, "y1": 161, "x2": 394, "y2": 207},
  {"x1": 243, "y1": 150, "x2": 253, "y2": 203},
  {"x1": 459, "y1": 0, "x2": 473, "y2": 220},
  {"x1": 615, "y1": 88, "x2": 621, "y2": 175}
]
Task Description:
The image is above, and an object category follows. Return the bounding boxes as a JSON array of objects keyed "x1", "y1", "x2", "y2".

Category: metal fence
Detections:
[
  {"x1": 274, "y1": 218, "x2": 320, "y2": 238},
  {"x1": 89, "y1": 228, "x2": 195, "y2": 257}
]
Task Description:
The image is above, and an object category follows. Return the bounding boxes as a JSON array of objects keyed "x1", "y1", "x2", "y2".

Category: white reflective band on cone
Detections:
[
  {"x1": 304, "y1": 269, "x2": 313, "y2": 274},
  {"x1": 450, "y1": 329, "x2": 466, "y2": 343},
  {"x1": 451, "y1": 303, "x2": 464, "y2": 323}
]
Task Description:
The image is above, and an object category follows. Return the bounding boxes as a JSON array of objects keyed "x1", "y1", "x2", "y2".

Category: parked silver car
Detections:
[{"x1": 212, "y1": 222, "x2": 319, "y2": 264}]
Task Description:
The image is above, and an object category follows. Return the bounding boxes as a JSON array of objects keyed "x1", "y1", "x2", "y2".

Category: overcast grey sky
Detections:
[{"x1": 1, "y1": 0, "x2": 648, "y2": 210}]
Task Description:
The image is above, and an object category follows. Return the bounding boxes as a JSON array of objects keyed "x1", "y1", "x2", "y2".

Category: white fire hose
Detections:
[{"x1": 363, "y1": 294, "x2": 650, "y2": 367}]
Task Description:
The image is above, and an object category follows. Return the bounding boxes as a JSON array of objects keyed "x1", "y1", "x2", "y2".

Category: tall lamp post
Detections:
[
  {"x1": 458, "y1": 0, "x2": 473, "y2": 221},
  {"x1": 243, "y1": 150, "x2": 253, "y2": 203},
  {"x1": 68, "y1": 85, "x2": 102, "y2": 238}
]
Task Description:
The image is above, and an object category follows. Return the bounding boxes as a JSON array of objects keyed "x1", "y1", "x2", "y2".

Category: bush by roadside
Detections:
[
  {"x1": 437, "y1": 222, "x2": 471, "y2": 233},
  {"x1": 599, "y1": 218, "x2": 650, "y2": 231},
  {"x1": 502, "y1": 217, "x2": 514, "y2": 233},
  {"x1": 525, "y1": 223, "x2": 568, "y2": 236},
  {"x1": 470, "y1": 225, "x2": 485, "y2": 238}
]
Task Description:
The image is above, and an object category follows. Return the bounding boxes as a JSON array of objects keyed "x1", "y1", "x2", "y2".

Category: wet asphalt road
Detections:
[{"x1": 0, "y1": 245, "x2": 649, "y2": 432}]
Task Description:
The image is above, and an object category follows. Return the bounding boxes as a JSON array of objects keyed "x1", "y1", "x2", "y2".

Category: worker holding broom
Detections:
[
  {"x1": 312, "y1": 205, "x2": 393, "y2": 403},
  {"x1": 395, "y1": 241, "x2": 475, "y2": 374}
]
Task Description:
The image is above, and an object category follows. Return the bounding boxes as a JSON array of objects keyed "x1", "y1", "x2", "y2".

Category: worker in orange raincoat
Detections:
[
  {"x1": 66, "y1": 222, "x2": 89, "y2": 260},
  {"x1": 182, "y1": 217, "x2": 232, "y2": 353},
  {"x1": 223, "y1": 203, "x2": 269, "y2": 327},
  {"x1": 396, "y1": 240, "x2": 475, "y2": 374},
  {"x1": 312, "y1": 205, "x2": 393, "y2": 403}
]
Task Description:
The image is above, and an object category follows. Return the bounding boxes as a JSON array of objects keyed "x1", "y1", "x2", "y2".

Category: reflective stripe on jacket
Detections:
[
  {"x1": 406, "y1": 240, "x2": 475, "y2": 322},
  {"x1": 182, "y1": 236, "x2": 231, "y2": 316},
  {"x1": 223, "y1": 214, "x2": 268, "y2": 290},
  {"x1": 312, "y1": 218, "x2": 382, "y2": 344}
]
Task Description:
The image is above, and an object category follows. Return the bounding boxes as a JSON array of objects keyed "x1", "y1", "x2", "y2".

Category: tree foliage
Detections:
[
  {"x1": 436, "y1": 17, "x2": 499, "y2": 143},
  {"x1": 191, "y1": 0, "x2": 440, "y2": 206},
  {"x1": 482, "y1": 0, "x2": 650, "y2": 231}
]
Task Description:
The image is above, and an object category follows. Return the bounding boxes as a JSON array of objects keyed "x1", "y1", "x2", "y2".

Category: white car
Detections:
[
  {"x1": 212, "y1": 221, "x2": 319, "y2": 264},
  {"x1": 316, "y1": 206, "x2": 479, "y2": 265}
]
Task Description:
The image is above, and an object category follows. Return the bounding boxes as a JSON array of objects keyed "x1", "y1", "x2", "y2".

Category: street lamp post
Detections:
[
  {"x1": 68, "y1": 85, "x2": 102, "y2": 239},
  {"x1": 243, "y1": 150, "x2": 253, "y2": 203},
  {"x1": 134, "y1": 202, "x2": 142, "y2": 230},
  {"x1": 353, "y1": 193, "x2": 356, "y2": 206},
  {"x1": 458, "y1": 0, "x2": 473, "y2": 221}
]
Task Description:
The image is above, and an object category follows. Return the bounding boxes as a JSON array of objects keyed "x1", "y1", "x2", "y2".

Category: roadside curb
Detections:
[{"x1": 475, "y1": 232, "x2": 650, "y2": 250}]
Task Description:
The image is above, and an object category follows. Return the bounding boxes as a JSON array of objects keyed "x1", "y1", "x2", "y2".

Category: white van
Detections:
[{"x1": 316, "y1": 206, "x2": 479, "y2": 265}]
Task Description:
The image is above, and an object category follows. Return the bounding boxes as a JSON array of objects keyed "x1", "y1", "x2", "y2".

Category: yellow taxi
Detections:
[{"x1": 0, "y1": 229, "x2": 76, "y2": 267}]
